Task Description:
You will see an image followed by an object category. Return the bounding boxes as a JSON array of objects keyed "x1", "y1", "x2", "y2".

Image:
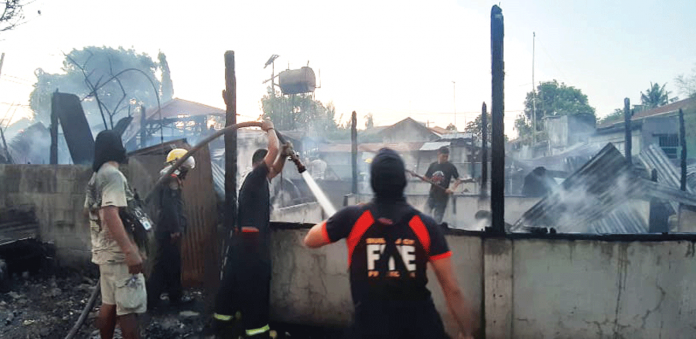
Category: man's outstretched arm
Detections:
[
  {"x1": 304, "y1": 220, "x2": 330, "y2": 248},
  {"x1": 260, "y1": 120, "x2": 280, "y2": 178},
  {"x1": 269, "y1": 141, "x2": 290, "y2": 179},
  {"x1": 431, "y1": 257, "x2": 475, "y2": 338}
]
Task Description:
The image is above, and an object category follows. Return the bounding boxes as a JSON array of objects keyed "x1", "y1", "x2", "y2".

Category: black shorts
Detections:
[{"x1": 346, "y1": 298, "x2": 449, "y2": 339}]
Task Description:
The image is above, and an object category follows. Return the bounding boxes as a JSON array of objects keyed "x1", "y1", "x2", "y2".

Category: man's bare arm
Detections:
[
  {"x1": 431, "y1": 257, "x2": 475, "y2": 337},
  {"x1": 261, "y1": 121, "x2": 280, "y2": 178},
  {"x1": 269, "y1": 141, "x2": 289, "y2": 179},
  {"x1": 304, "y1": 221, "x2": 330, "y2": 248}
]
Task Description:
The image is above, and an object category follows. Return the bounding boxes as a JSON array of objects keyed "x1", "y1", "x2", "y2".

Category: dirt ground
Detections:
[{"x1": 0, "y1": 268, "x2": 344, "y2": 339}]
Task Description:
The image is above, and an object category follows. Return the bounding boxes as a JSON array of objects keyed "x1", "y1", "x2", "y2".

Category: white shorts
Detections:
[{"x1": 99, "y1": 263, "x2": 147, "y2": 316}]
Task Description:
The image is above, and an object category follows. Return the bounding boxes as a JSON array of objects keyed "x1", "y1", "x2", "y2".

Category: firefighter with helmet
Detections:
[{"x1": 147, "y1": 148, "x2": 195, "y2": 310}]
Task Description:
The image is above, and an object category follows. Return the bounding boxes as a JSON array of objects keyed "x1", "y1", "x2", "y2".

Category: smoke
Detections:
[{"x1": 8, "y1": 123, "x2": 51, "y2": 164}]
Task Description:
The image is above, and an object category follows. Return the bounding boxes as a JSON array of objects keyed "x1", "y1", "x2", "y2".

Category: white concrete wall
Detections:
[
  {"x1": 269, "y1": 229, "x2": 484, "y2": 334},
  {"x1": 511, "y1": 239, "x2": 696, "y2": 338},
  {"x1": 271, "y1": 202, "x2": 325, "y2": 224},
  {"x1": 269, "y1": 229, "x2": 696, "y2": 338}
]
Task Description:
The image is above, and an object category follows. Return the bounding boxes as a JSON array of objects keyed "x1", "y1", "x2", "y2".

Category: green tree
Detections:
[
  {"x1": 516, "y1": 80, "x2": 595, "y2": 142},
  {"x1": 463, "y1": 114, "x2": 491, "y2": 140},
  {"x1": 364, "y1": 113, "x2": 374, "y2": 129},
  {"x1": 446, "y1": 123, "x2": 457, "y2": 131},
  {"x1": 597, "y1": 108, "x2": 625, "y2": 125},
  {"x1": 640, "y1": 82, "x2": 674, "y2": 108},
  {"x1": 260, "y1": 87, "x2": 339, "y2": 136},
  {"x1": 675, "y1": 65, "x2": 696, "y2": 99},
  {"x1": 30, "y1": 46, "x2": 162, "y2": 129},
  {"x1": 158, "y1": 51, "x2": 174, "y2": 102}
]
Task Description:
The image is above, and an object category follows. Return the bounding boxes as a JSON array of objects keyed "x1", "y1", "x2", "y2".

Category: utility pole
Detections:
[
  {"x1": 532, "y1": 32, "x2": 536, "y2": 144},
  {"x1": 452, "y1": 81, "x2": 457, "y2": 129},
  {"x1": 490, "y1": 5, "x2": 505, "y2": 235},
  {"x1": 224, "y1": 51, "x2": 238, "y2": 233}
]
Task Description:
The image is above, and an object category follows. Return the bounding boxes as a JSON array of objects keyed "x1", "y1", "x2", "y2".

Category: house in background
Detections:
[
  {"x1": 362, "y1": 117, "x2": 444, "y2": 143},
  {"x1": 122, "y1": 98, "x2": 226, "y2": 150},
  {"x1": 590, "y1": 97, "x2": 696, "y2": 161}
]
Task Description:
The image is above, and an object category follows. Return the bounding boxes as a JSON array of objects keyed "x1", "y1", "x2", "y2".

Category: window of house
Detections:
[{"x1": 655, "y1": 134, "x2": 679, "y2": 159}]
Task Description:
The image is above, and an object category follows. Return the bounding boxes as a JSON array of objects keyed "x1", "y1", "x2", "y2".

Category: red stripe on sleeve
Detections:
[
  {"x1": 430, "y1": 251, "x2": 452, "y2": 262},
  {"x1": 408, "y1": 215, "x2": 431, "y2": 255},
  {"x1": 346, "y1": 210, "x2": 374, "y2": 267}
]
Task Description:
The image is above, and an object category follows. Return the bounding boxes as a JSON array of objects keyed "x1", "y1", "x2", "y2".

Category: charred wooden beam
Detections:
[{"x1": 490, "y1": 5, "x2": 505, "y2": 234}]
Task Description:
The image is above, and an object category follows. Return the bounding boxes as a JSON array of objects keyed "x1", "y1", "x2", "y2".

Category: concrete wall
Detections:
[
  {"x1": 271, "y1": 203, "x2": 325, "y2": 224},
  {"x1": 347, "y1": 194, "x2": 540, "y2": 230},
  {"x1": 0, "y1": 165, "x2": 93, "y2": 267},
  {"x1": 590, "y1": 130, "x2": 642, "y2": 157},
  {"x1": 269, "y1": 229, "x2": 484, "y2": 333},
  {"x1": 269, "y1": 229, "x2": 696, "y2": 338}
]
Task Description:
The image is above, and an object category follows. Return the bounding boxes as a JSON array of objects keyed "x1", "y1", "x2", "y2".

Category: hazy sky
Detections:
[{"x1": 0, "y1": 0, "x2": 694, "y2": 138}]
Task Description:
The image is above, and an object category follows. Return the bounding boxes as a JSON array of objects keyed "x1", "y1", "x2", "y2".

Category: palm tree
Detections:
[{"x1": 641, "y1": 82, "x2": 672, "y2": 109}]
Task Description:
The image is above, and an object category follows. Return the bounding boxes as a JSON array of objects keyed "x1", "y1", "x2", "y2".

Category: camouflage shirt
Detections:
[{"x1": 84, "y1": 163, "x2": 135, "y2": 265}]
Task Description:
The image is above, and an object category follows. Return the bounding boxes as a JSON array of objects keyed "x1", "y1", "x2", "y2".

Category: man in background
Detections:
[
  {"x1": 147, "y1": 148, "x2": 196, "y2": 310},
  {"x1": 304, "y1": 148, "x2": 475, "y2": 338},
  {"x1": 424, "y1": 146, "x2": 462, "y2": 224}
]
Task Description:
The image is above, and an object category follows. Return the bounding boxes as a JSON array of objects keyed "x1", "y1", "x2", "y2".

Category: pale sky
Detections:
[{"x1": 0, "y1": 0, "x2": 694, "y2": 138}]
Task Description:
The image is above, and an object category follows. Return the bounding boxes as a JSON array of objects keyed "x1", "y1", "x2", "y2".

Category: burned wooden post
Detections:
[
  {"x1": 351, "y1": 111, "x2": 358, "y2": 194},
  {"x1": 680, "y1": 108, "x2": 687, "y2": 191},
  {"x1": 50, "y1": 92, "x2": 58, "y2": 165},
  {"x1": 140, "y1": 105, "x2": 147, "y2": 149},
  {"x1": 481, "y1": 102, "x2": 488, "y2": 195},
  {"x1": 224, "y1": 51, "x2": 238, "y2": 232},
  {"x1": 490, "y1": 5, "x2": 505, "y2": 234},
  {"x1": 623, "y1": 98, "x2": 632, "y2": 163}
]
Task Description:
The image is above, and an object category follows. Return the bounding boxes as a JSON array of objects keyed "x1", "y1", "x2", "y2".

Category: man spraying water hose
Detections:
[
  {"x1": 213, "y1": 119, "x2": 291, "y2": 339},
  {"x1": 304, "y1": 148, "x2": 475, "y2": 339}
]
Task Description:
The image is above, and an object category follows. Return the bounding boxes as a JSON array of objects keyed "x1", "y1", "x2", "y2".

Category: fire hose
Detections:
[{"x1": 65, "y1": 121, "x2": 265, "y2": 339}]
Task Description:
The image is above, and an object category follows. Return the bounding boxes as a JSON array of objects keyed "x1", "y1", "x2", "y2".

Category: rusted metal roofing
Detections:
[{"x1": 128, "y1": 143, "x2": 219, "y2": 287}]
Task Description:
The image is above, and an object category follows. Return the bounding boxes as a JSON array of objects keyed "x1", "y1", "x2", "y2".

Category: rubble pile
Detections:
[
  {"x1": 0, "y1": 270, "x2": 98, "y2": 339},
  {"x1": 0, "y1": 270, "x2": 343, "y2": 339}
]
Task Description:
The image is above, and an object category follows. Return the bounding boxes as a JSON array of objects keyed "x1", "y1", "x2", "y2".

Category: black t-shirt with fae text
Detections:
[{"x1": 323, "y1": 201, "x2": 452, "y2": 306}]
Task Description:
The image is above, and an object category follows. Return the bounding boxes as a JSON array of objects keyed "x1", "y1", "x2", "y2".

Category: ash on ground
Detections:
[{"x1": 1, "y1": 270, "x2": 343, "y2": 339}]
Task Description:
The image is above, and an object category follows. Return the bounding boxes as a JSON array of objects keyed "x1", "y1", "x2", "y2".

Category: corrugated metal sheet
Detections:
[
  {"x1": 636, "y1": 144, "x2": 694, "y2": 214},
  {"x1": 127, "y1": 143, "x2": 219, "y2": 287},
  {"x1": 513, "y1": 143, "x2": 696, "y2": 234},
  {"x1": 589, "y1": 203, "x2": 648, "y2": 234},
  {"x1": 512, "y1": 144, "x2": 644, "y2": 233},
  {"x1": 688, "y1": 164, "x2": 696, "y2": 191}
]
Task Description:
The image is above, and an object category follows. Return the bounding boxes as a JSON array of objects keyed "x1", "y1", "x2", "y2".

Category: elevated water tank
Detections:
[{"x1": 278, "y1": 67, "x2": 316, "y2": 95}]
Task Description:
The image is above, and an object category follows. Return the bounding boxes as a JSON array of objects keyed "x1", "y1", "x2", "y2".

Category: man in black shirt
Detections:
[
  {"x1": 213, "y1": 120, "x2": 288, "y2": 339},
  {"x1": 147, "y1": 149, "x2": 196, "y2": 310},
  {"x1": 424, "y1": 146, "x2": 462, "y2": 224},
  {"x1": 304, "y1": 148, "x2": 474, "y2": 339}
]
